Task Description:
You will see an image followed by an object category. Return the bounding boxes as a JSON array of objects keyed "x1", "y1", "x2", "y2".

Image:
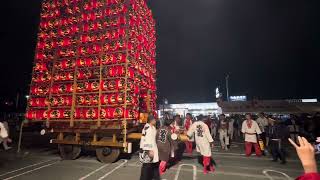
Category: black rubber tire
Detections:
[
  {"x1": 96, "y1": 147, "x2": 120, "y2": 163},
  {"x1": 58, "y1": 135, "x2": 81, "y2": 160}
]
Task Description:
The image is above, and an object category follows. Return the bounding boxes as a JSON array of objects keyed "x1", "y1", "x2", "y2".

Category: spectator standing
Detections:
[
  {"x1": 228, "y1": 115, "x2": 235, "y2": 141},
  {"x1": 211, "y1": 118, "x2": 218, "y2": 140},
  {"x1": 288, "y1": 115, "x2": 300, "y2": 143},
  {"x1": 313, "y1": 113, "x2": 320, "y2": 138},
  {"x1": 205, "y1": 116, "x2": 212, "y2": 134},
  {"x1": 242, "y1": 113, "x2": 262, "y2": 157},
  {"x1": 233, "y1": 115, "x2": 241, "y2": 140},
  {"x1": 266, "y1": 118, "x2": 289, "y2": 164},
  {"x1": 256, "y1": 113, "x2": 268, "y2": 151},
  {"x1": 184, "y1": 113, "x2": 194, "y2": 155},
  {"x1": 218, "y1": 114, "x2": 229, "y2": 151}
]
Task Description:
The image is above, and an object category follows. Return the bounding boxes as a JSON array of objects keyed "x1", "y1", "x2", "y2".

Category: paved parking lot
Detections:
[{"x1": 0, "y1": 142, "x2": 308, "y2": 180}]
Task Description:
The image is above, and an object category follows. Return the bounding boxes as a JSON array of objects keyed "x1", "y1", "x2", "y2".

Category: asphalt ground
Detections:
[{"x1": 0, "y1": 138, "x2": 315, "y2": 180}]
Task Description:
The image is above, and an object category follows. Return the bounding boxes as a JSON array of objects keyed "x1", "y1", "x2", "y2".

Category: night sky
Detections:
[{"x1": 1, "y1": 0, "x2": 320, "y2": 105}]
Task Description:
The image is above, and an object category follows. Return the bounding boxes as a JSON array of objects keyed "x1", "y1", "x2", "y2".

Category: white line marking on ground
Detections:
[
  {"x1": 3, "y1": 161, "x2": 59, "y2": 180},
  {"x1": 97, "y1": 160, "x2": 128, "y2": 180},
  {"x1": 213, "y1": 152, "x2": 246, "y2": 156},
  {"x1": 0, "y1": 159, "x2": 56, "y2": 177},
  {"x1": 212, "y1": 153, "x2": 300, "y2": 162},
  {"x1": 126, "y1": 164, "x2": 285, "y2": 179},
  {"x1": 78, "y1": 163, "x2": 111, "y2": 180},
  {"x1": 262, "y1": 169, "x2": 293, "y2": 180},
  {"x1": 174, "y1": 164, "x2": 197, "y2": 180},
  {"x1": 214, "y1": 145, "x2": 239, "y2": 148}
]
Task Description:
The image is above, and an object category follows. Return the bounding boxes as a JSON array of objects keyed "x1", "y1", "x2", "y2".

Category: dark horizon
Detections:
[{"x1": 1, "y1": 0, "x2": 320, "y2": 105}]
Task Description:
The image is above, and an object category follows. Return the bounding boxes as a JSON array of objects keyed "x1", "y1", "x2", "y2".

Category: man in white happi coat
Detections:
[
  {"x1": 241, "y1": 113, "x2": 262, "y2": 157},
  {"x1": 140, "y1": 115, "x2": 160, "y2": 180},
  {"x1": 187, "y1": 116, "x2": 215, "y2": 174},
  {"x1": 0, "y1": 120, "x2": 11, "y2": 150}
]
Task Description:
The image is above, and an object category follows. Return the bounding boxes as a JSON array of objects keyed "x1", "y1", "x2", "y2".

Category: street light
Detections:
[{"x1": 225, "y1": 74, "x2": 230, "y2": 101}]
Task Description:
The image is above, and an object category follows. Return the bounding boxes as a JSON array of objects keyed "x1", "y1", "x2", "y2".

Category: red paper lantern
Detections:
[
  {"x1": 50, "y1": 109, "x2": 63, "y2": 119},
  {"x1": 84, "y1": 108, "x2": 98, "y2": 119},
  {"x1": 108, "y1": 94, "x2": 117, "y2": 104},
  {"x1": 106, "y1": 108, "x2": 114, "y2": 118},
  {"x1": 63, "y1": 110, "x2": 71, "y2": 119},
  {"x1": 116, "y1": 79, "x2": 125, "y2": 89},
  {"x1": 92, "y1": 95, "x2": 99, "y2": 105},
  {"x1": 101, "y1": 95, "x2": 108, "y2": 105},
  {"x1": 77, "y1": 83, "x2": 85, "y2": 92},
  {"x1": 116, "y1": 93, "x2": 124, "y2": 103},
  {"x1": 114, "y1": 107, "x2": 123, "y2": 118},
  {"x1": 101, "y1": 81, "x2": 108, "y2": 91},
  {"x1": 26, "y1": 110, "x2": 36, "y2": 119},
  {"x1": 77, "y1": 70, "x2": 85, "y2": 79},
  {"x1": 100, "y1": 109, "x2": 107, "y2": 119},
  {"x1": 85, "y1": 95, "x2": 92, "y2": 105},
  {"x1": 64, "y1": 96, "x2": 72, "y2": 106},
  {"x1": 77, "y1": 95, "x2": 85, "y2": 105},
  {"x1": 108, "y1": 80, "x2": 116, "y2": 90},
  {"x1": 75, "y1": 109, "x2": 82, "y2": 119},
  {"x1": 124, "y1": 109, "x2": 137, "y2": 119}
]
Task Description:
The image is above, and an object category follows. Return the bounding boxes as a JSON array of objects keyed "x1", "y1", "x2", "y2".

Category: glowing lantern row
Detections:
[
  {"x1": 49, "y1": 96, "x2": 73, "y2": 106},
  {"x1": 31, "y1": 86, "x2": 49, "y2": 95},
  {"x1": 32, "y1": 73, "x2": 51, "y2": 83},
  {"x1": 41, "y1": 2, "x2": 129, "y2": 20},
  {"x1": 102, "y1": 66, "x2": 135, "y2": 78},
  {"x1": 34, "y1": 63, "x2": 48, "y2": 72},
  {"x1": 76, "y1": 95, "x2": 99, "y2": 105},
  {"x1": 140, "y1": 93, "x2": 157, "y2": 100},
  {"x1": 40, "y1": 15, "x2": 127, "y2": 31},
  {"x1": 100, "y1": 93, "x2": 138, "y2": 105},
  {"x1": 53, "y1": 72, "x2": 74, "y2": 81},
  {"x1": 101, "y1": 53, "x2": 127, "y2": 65},
  {"x1": 28, "y1": 96, "x2": 74, "y2": 107},
  {"x1": 31, "y1": 78, "x2": 140, "y2": 95},
  {"x1": 51, "y1": 84, "x2": 74, "y2": 94},
  {"x1": 54, "y1": 60, "x2": 75, "y2": 70},
  {"x1": 100, "y1": 107, "x2": 138, "y2": 119},
  {"x1": 76, "y1": 70, "x2": 95, "y2": 80},
  {"x1": 38, "y1": 16, "x2": 154, "y2": 42},
  {"x1": 42, "y1": 0, "x2": 126, "y2": 11},
  {"x1": 28, "y1": 98, "x2": 48, "y2": 107},
  {"x1": 26, "y1": 107, "x2": 138, "y2": 120}
]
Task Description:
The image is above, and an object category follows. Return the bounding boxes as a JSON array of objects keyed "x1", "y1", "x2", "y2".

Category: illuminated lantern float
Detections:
[{"x1": 26, "y1": 0, "x2": 157, "y2": 123}]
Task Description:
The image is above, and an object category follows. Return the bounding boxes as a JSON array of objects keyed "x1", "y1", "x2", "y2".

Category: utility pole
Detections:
[{"x1": 225, "y1": 74, "x2": 230, "y2": 101}]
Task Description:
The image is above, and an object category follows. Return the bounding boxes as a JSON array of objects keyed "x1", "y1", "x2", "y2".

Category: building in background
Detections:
[{"x1": 158, "y1": 99, "x2": 319, "y2": 118}]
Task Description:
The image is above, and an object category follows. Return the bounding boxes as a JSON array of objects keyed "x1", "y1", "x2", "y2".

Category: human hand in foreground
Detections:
[{"x1": 288, "y1": 136, "x2": 317, "y2": 174}]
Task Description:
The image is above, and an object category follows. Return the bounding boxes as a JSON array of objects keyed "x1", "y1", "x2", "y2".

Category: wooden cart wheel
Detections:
[
  {"x1": 58, "y1": 135, "x2": 81, "y2": 160},
  {"x1": 96, "y1": 147, "x2": 120, "y2": 163}
]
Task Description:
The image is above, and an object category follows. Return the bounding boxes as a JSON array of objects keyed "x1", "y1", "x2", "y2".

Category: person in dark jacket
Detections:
[
  {"x1": 156, "y1": 118, "x2": 175, "y2": 175},
  {"x1": 266, "y1": 117, "x2": 289, "y2": 164}
]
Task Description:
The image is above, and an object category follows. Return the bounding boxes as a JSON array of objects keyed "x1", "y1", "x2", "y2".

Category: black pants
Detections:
[
  {"x1": 270, "y1": 140, "x2": 286, "y2": 162},
  {"x1": 140, "y1": 163, "x2": 160, "y2": 180}
]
